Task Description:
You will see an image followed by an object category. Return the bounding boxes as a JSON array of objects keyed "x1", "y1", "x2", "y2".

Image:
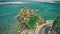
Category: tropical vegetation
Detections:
[{"x1": 18, "y1": 8, "x2": 45, "y2": 29}]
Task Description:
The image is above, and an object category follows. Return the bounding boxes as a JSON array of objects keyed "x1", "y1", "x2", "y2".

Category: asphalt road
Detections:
[
  {"x1": 44, "y1": 26, "x2": 52, "y2": 34},
  {"x1": 39, "y1": 24, "x2": 52, "y2": 34}
]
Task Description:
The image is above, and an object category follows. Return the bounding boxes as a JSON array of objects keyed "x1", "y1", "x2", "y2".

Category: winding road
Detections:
[
  {"x1": 38, "y1": 20, "x2": 53, "y2": 34},
  {"x1": 44, "y1": 25, "x2": 52, "y2": 34}
]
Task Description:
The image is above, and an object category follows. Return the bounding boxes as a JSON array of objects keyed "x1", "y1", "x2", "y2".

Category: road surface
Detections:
[
  {"x1": 44, "y1": 26, "x2": 52, "y2": 34},
  {"x1": 39, "y1": 20, "x2": 53, "y2": 34}
]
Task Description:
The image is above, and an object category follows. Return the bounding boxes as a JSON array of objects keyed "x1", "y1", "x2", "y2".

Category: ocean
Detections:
[{"x1": 0, "y1": 2, "x2": 60, "y2": 34}]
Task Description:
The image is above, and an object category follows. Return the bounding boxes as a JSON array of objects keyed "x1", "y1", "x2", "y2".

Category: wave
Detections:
[{"x1": 0, "y1": 2, "x2": 28, "y2": 4}]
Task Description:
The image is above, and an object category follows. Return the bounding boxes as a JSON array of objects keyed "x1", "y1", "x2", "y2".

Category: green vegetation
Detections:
[
  {"x1": 18, "y1": 8, "x2": 45, "y2": 29},
  {"x1": 18, "y1": 8, "x2": 38, "y2": 29},
  {"x1": 52, "y1": 16, "x2": 60, "y2": 34},
  {"x1": 26, "y1": 32, "x2": 28, "y2": 34},
  {"x1": 56, "y1": 16, "x2": 60, "y2": 34},
  {"x1": 26, "y1": 15, "x2": 38, "y2": 29}
]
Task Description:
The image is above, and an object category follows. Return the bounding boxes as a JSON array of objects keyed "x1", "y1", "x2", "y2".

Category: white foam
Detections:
[
  {"x1": 0, "y1": 2, "x2": 27, "y2": 4},
  {"x1": 34, "y1": 0, "x2": 55, "y2": 3}
]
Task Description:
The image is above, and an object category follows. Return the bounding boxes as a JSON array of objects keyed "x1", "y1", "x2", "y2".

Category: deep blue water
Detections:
[{"x1": 0, "y1": 2, "x2": 60, "y2": 34}]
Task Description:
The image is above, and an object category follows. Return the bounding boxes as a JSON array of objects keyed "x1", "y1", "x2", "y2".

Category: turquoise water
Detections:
[{"x1": 0, "y1": 2, "x2": 60, "y2": 34}]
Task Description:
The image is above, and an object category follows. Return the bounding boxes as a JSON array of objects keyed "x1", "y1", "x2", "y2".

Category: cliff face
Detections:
[
  {"x1": 18, "y1": 8, "x2": 46, "y2": 30},
  {"x1": 51, "y1": 15, "x2": 60, "y2": 34}
]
